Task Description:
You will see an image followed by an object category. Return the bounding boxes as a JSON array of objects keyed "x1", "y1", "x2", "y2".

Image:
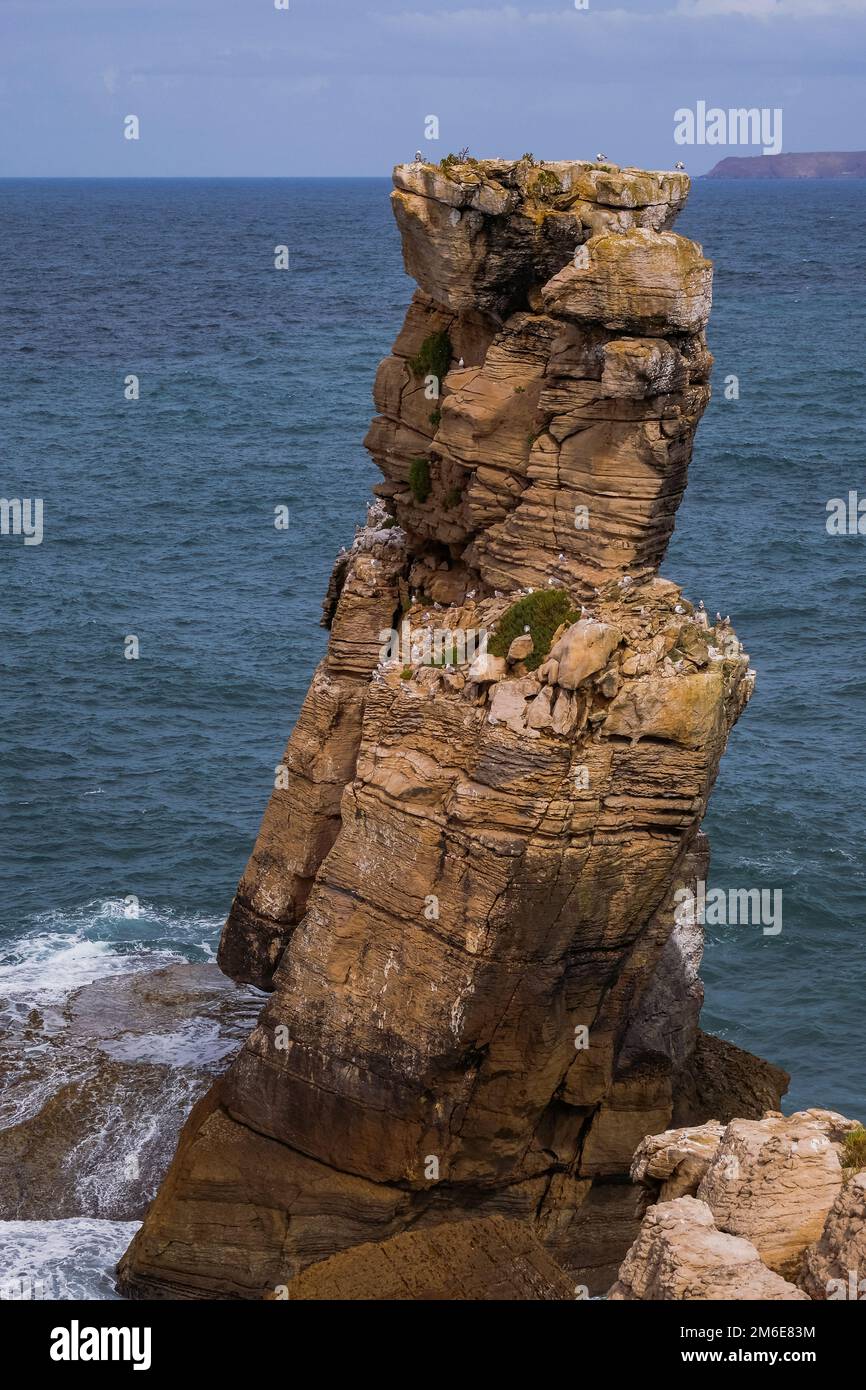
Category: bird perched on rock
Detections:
[
  {"x1": 596, "y1": 152, "x2": 608, "y2": 162},
  {"x1": 414, "y1": 150, "x2": 423, "y2": 163},
  {"x1": 675, "y1": 161, "x2": 686, "y2": 171},
  {"x1": 458, "y1": 357, "x2": 465, "y2": 368}
]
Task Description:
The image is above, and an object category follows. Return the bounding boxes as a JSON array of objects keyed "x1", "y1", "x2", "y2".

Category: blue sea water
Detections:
[{"x1": 1, "y1": 175, "x2": 864, "y2": 1161}]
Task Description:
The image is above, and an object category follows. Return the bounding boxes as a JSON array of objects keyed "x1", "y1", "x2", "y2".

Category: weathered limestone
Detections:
[
  {"x1": 615, "y1": 1109, "x2": 865, "y2": 1300},
  {"x1": 609, "y1": 1198, "x2": 809, "y2": 1301},
  {"x1": 118, "y1": 155, "x2": 784, "y2": 1301},
  {"x1": 802, "y1": 1173, "x2": 866, "y2": 1300},
  {"x1": 631, "y1": 1121, "x2": 726, "y2": 1210},
  {"x1": 696, "y1": 1114, "x2": 844, "y2": 1281}
]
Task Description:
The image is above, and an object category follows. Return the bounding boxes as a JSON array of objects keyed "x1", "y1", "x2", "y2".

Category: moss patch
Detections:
[
  {"x1": 439, "y1": 150, "x2": 479, "y2": 174},
  {"x1": 488, "y1": 589, "x2": 578, "y2": 671},
  {"x1": 533, "y1": 168, "x2": 563, "y2": 204},
  {"x1": 409, "y1": 331, "x2": 452, "y2": 385},
  {"x1": 409, "y1": 456, "x2": 432, "y2": 504}
]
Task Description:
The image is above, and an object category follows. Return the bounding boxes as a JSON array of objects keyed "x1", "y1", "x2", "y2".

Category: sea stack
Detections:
[{"x1": 118, "y1": 155, "x2": 786, "y2": 1300}]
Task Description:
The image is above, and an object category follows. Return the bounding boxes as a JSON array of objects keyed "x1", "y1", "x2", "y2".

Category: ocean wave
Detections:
[
  {"x1": 0, "y1": 897, "x2": 221, "y2": 1003},
  {"x1": 0, "y1": 899, "x2": 224, "y2": 1129},
  {"x1": 0, "y1": 1219, "x2": 139, "y2": 1300}
]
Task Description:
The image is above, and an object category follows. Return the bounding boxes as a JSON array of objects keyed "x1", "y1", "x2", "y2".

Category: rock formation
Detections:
[
  {"x1": 619, "y1": 1109, "x2": 865, "y2": 1299},
  {"x1": 275, "y1": 1215, "x2": 575, "y2": 1301},
  {"x1": 118, "y1": 155, "x2": 786, "y2": 1300},
  {"x1": 802, "y1": 1173, "x2": 866, "y2": 1299},
  {"x1": 609, "y1": 1197, "x2": 809, "y2": 1301}
]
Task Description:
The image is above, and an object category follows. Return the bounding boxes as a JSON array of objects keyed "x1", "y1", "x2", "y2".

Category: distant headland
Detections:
[{"x1": 705, "y1": 150, "x2": 866, "y2": 179}]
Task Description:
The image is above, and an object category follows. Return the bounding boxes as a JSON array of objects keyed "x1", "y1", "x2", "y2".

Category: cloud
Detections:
[{"x1": 677, "y1": 0, "x2": 866, "y2": 16}]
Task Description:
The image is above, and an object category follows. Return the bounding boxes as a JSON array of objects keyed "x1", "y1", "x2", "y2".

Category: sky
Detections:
[{"x1": 0, "y1": 0, "x2": 864, "y2": 176}]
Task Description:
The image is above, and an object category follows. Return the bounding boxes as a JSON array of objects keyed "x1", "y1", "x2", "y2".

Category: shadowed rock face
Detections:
[
  {"x1": 118, "y1": 157, "x2": 785, "y2": 1301},
  {"x1": 275, "y1": 1215, "x2": 576, "y2": 1301}
]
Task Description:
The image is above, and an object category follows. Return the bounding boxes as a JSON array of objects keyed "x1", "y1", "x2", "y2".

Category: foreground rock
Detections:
[
  {"x1": 631, "y1": 1121, "x2": 725, "y2": 1212},
  {"x1": 276, "y1": 1216, "x2": 574, "y2": 1301},
  {"x1": 609, "y1": 1198, "x2": 809, "y2": 1301},
  {"x1": 802, "y1": 1174, "x2": 866, "y2": 1300},
  {"x1": 696, "y1": 1113, "x2": 846, "y2": 1280},
  {"x1": 119, "y1": 155, "x2": 785, "y2": 1300},
  {"x1": 619, "y1": 1108, "x2": 864, "y2": 1298}
]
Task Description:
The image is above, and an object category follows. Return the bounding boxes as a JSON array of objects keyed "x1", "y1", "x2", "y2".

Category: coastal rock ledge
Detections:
[{"x1": 118, "y1": 156, "x2": 788, "y2": 1300}]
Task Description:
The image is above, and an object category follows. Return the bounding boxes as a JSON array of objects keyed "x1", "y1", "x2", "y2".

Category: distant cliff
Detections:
[{"x1": 706, "y1": 151, "x2": 866, "y2": 179}]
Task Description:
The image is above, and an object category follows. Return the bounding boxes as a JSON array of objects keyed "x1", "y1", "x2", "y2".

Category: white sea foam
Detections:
[
  {"x1": 0, "y1": 897, "x2": 219, "y2": 1001},
  {"x1": 0, "y1": 1219, "x2": 140, "y2": 1301},
  {"x1": 0, "y1": 898, "x2": 222, "y2": 1129}
]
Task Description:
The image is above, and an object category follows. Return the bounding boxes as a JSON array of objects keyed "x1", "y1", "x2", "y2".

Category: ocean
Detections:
[{"x1": 1, "y1": 176, "x2": 864, "y2": 1295}]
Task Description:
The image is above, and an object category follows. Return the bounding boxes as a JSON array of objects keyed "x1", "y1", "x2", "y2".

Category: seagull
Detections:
[
  {"x1": 558, "y1": 552, "x2": 565, "y2": 562},
  {"x1": 675, "y1": 161, "x2": 686, "y2": 171},
  {"x1": 414, "y1": 150, "x2": 423, "y2": 163},
  {"x1": 458, "y1": 357, "x2": 465, "y2": 368},
  {"x1": 596, "y1": 152, "x2": 608, "y2": 162}
]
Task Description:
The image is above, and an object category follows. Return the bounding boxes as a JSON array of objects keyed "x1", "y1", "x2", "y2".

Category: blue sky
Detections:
[{"x1": 1, "y1": 0, "x2": 864, "y2": 176}]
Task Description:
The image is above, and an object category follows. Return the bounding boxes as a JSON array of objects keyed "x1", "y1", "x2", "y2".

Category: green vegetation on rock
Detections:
[
  {"x1": 409, "y1": 456, "x2": 432, "y2": 503},
  {"x1": 488, "y1": 589, "x2": 578, "y2": 672},
  {"x1": 409, "y1": 331, "x2": 452, "y2": 384},
  {"x1": 842, "y1": 1127, "x2": 866, "y2": 1180},
  {"x1": 534, "y1": 168, "x2": 562, "y2": 203},
  {"x1": 439, "y1": 148, "x2": 477, "y2": 174}
]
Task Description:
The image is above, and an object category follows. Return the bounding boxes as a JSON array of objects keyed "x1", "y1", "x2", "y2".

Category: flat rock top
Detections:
[{"x1": 279, "y1": 1216, "x2": 574, "y2": 1301}]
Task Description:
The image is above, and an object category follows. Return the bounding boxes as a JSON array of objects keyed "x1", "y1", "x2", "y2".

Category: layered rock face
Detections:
[{"x1": 118, "y1": 157, "x2": 784, "y2": 1300}]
